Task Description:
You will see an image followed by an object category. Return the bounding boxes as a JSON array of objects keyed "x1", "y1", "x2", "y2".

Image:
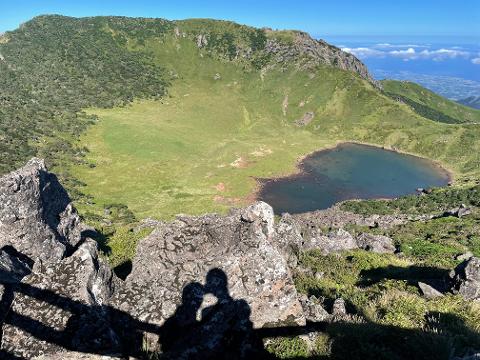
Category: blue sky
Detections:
[{"x1": 0, "y1": 0, "x2": 479, "y2": 37}]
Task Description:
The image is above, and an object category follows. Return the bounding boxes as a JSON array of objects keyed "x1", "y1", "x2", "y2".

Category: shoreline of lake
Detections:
[{"x1": 254, "y1": 141, "x2": 452, "y2": 214}]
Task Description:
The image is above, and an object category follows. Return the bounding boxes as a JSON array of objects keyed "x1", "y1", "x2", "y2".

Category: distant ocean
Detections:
[{"x1": 321, "y1": 35, "x2": 480, "y2": 100}]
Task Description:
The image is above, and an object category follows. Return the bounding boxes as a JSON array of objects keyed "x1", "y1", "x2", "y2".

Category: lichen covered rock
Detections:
[{"x1": 0, "y1": 158, "x2": 83, "y2": 262}]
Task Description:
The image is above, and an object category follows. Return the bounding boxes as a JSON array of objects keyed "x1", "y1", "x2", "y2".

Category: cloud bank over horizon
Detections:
[{"x1": 341, "y1": 43, "x2": 478, "y2": 63}]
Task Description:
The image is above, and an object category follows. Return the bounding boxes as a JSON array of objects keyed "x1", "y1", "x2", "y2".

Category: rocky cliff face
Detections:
[
  {"x1": 1, "y1": 159, "x2": 478, "y2": 358},
  {"x1": 180, "y1": 20, "x2": 377, "y2": 87},
  {"x1": 264, "y1": 30, "x2": 378, "y2": 86}
]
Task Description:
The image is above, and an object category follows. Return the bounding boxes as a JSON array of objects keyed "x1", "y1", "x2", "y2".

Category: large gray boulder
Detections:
[
  {"x1": 356, "y1": 233, "x2": 396, "y2": 254},
  {"x1": 303, "y1": 228, "x2": 357, "y2": 255},
  {"x1": 0, "y1": 158, "x2": 83, "y2": 262},
  {"x1": 112, "y1": 201, "x2": 305, "y2": 355},
  {"x1": 450, "y1": 257, "x2": 480, "y2": 301}
]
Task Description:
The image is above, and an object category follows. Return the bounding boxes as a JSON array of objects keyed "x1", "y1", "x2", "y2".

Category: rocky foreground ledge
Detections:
[{"x1": 1, "y1": 159, "x2": 479, "y2": 359}]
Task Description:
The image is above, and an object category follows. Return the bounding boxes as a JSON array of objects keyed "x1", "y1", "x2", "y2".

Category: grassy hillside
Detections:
[
  {"x1": 0, "y1": 15, "x2": 479, "y2": 221},
  {"x1": 382, "y1": 80, "x2": 480, "y2": 124},
  {"x1": 0, "y1": 15, "x2": 170, "y2": 176},
  {"x1": 1, "y1": 15, "x2": 479, "y2": 220},
  {"x1": 70, "y1": 34, "x2": 480, "y2": 220}
]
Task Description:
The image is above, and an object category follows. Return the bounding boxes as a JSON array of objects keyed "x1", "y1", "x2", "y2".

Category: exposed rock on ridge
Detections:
[
  {"x1": 0, "y1": 159, "x2": 118, "y2": 358},
  {"x1": 263, "y1": 30, "x2": 378, "y2": 86},
  {"x1": 178, "y1": 19, "x2": 377, "y2": 86},
  {"x1": 0, "y1": 158, "x2": 83, "y2": 261}
]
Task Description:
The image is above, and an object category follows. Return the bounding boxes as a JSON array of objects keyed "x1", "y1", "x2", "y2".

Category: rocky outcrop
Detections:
[
  {"x1": 279, "y1": 210, "x2": 397, "y2": 256},
  {"x1": 450, "y1": 257, "x2": 480, "y2": 301},
  {"x1": 291, "y1": 204, "x2": 409, "y2": 230},
  {"x1": 295, "y1": 112, "x2": 315, "y2": 126},
  {"x1": 356, "y1": 233, "x2": 396, "y2": 254},
  {"x1": 274, "y1": 213, "x2": 304, "y2": 267},
  {"x1": 443, "y1": 204, "x2": 472, "y2": 218},
  {"x1": 0, "y1": 160, "x2": 119, "y2": 358},
  {"x1": 183, "y1": 24, "x2": 377, "y2": 87},
  {"x1": 303, "y1": 228, "x2": 357, "y2": 255},
  {"x1": 0, "y1": 158, "x2": 83, "y2": 262},
  {"x1": 298, "y1": 294, "x2": 329, "y2": 322},
  {"x1": 112, "y1": 201, "x2": 305, "y2": 354},
  {"x1": 264, "y1": 31, "x2": 378, "y2": 86},
  {"x1": 1, "y1": 239, "x2": 118, "y2": 358}
]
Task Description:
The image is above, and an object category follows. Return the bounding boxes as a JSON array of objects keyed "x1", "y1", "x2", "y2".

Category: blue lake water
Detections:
[{"x1": 258, "y1": 143, "x2": 451, "y2": 214}]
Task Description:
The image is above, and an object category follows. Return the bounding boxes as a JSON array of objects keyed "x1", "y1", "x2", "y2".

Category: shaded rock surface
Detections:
[
  {"x1": 1, "y1": 238, "x2": 118, "y2": 358},
  {"x1": 450, "y1": 257, "x2": 480, "y2": 301},
  {"x1": 0, "y1": 245, "x2": 33, "y2": 284},
  {"x1": 298, "y1": 294, "x2": 330, "y2": 322},
  {"x1": 0, "y1": 158, "x2": 83, "y2": 262},
  {"x1": 418, "y1": 282, "x2": 444, "y2": 299},
  {"x1": 0, "y1": 160, "x2": 120, "y2": 358}
]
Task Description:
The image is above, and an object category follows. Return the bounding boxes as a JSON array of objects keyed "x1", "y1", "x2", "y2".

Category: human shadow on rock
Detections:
[
  {"x1": 0, "y1": 275, "x2": 160, "y2": 358},
  {"x1": 0, "y1": 268, "x2": 270, "y2": 359},
  {"x1": 158, "y1": 268, "x2": 271, "y2": 359},
  {"x1": 2, "y1": 267, "x2": 479, "y2": 359}
]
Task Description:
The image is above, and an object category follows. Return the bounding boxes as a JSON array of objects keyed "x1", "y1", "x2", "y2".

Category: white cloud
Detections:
[
  {"x1": 422, "y1": 48, "x2": 470, "y2": 61},
  {"x1": 375, "y1": 43, "x2": 427, "y2": 49},
  {"x1": 341, "y1": 47, "x2": 385, "y2": 59},
  {"x1": 389, "y1": 47, "x2": 416, "y2": 57},
  {"x1": 472, "y1": 58, "x2": 480, "y2": 65},
  {"x1": 341, "y1": 44, "x2": 472, "y2": 62},
  {"x1": 391, "y1": 48, "x2": 469, "y2": 60}
]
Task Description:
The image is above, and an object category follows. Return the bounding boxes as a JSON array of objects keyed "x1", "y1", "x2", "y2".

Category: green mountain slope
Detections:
[
  {"x1": 0, "y1": 15, "x2": 374, "y2": 176},
  {"x1": 458, "y1": 96, "x2": 480, "y2": 110},
  {"x1": 382, "y1": 80, "x2": 480, "y2": 124},
  {"x1": 1, "y1": 15, "x2": 480, "y2": 219}
]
